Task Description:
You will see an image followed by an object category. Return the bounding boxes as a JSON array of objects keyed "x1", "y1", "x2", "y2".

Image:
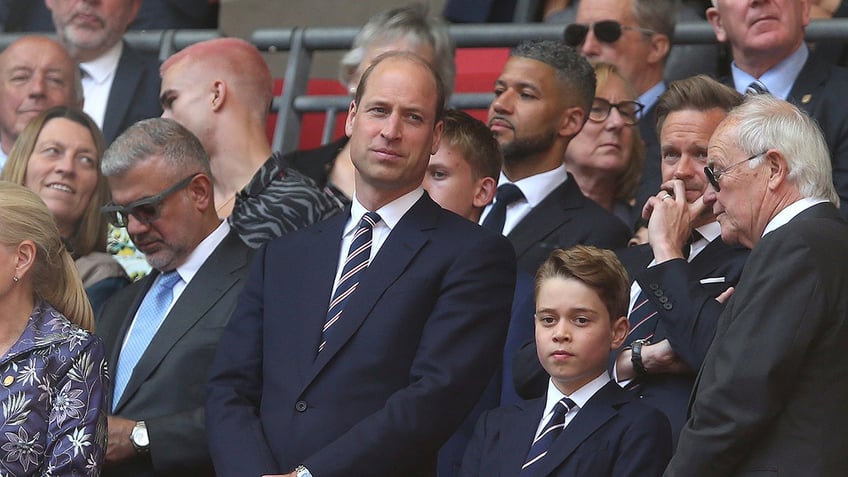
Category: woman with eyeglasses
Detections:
[
  {"x1": 1, "y1": 106, "x2": 129, "y2": 314},
  {"x1": 565, "y1": 62, "x2": 645, "y2": 228},
  {"x1": 0, "y1": 181, "x2": 108, "y2": 475}
]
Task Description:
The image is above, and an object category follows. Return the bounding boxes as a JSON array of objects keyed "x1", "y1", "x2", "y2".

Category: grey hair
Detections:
[
  {"x1": 730, "y1": 94, "x2": 839, "y2": 206},
  {"x1": 340, "y1": 3, "x2": 456, "y2": 97},
  {"x1": 632, "y1": 0, "x2": 679, "y2": 40},
  {"x1": 510, "y1": 40, "x2": 597, "y2": 114},
  {"x1": 101, "y1": 118, "x2": 211, "y2": 178}
]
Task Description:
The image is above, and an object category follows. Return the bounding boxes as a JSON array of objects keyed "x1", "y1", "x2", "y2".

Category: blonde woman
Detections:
[{"x1": 0, "y1": 181, "x2": 107, "y2": 475}]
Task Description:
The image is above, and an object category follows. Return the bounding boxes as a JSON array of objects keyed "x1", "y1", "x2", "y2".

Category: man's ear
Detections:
[
  {"x1": 558, "y1": 106, "x2": 586, "y2": 139},
  {"x1": 211, "y1": 80, "x2": 227, "y2": 113},
  {"x1": 344, "y1": 100, "x2": 357, "y2": 138},
  {"x1": 647, "y1": 33, "x2": 671, "y2": 66},
  {"x1": 765, "y1": 150, "x2": 790, "y2": 191},
  {"x1": 431, "y1": 120, "x2": 444, "y2": 155},
  {"x1": 188, "y1": 173, "x2": 213, "y2": 211},
  {"x1": 706, "y1": 6, "x2": 728, "y2": 43}
]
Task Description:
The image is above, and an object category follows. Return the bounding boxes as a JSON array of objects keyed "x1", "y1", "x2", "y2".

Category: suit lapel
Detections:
[
  {"x1": 508, "y1": 178, "x2": 582, "y2": 259},
  {"x1": 532, "y1": 382, "x2": 624, "y2": 477},
  {"x1": 102, "y1": 275, "x2": 154, "y2": 375},
  {"x1": 114, "y1": 232, "x2": 248, "y2": 411},
  {"x1": 103, "y1": 42, "x2": 143, "y2": 143},
  {"x1": 788, "y1": 54, "x2": 829, "y2": 115},
  {"x1": 305, "y1": 195, "x2": 436, "y2": 385},
  {"x1": 501, "y1": 399, "x2": 546, "y2": 476}
]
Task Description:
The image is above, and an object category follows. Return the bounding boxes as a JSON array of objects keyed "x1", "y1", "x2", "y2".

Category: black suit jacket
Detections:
[
  {"x1": 96, "y1": 230, "x2": 252, "y2": 477},
  {"x1": 206, "y1": 193, "x2": 517, "y2": 477},
  {"x1": 507, "y1": 174, "x2": 630, "y2": 276},
  {"x1": 667, "y1": 203, "x2": 848, "y2": 476},
  {"x1": 459, "y1": 381, "x2": 672, "y2": 477},
  {"x1": 102, "y1": 42, "x2": 163, "y2": 145}
]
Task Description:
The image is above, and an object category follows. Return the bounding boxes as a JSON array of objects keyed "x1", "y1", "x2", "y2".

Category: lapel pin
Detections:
[{"x1": 801, "y1": 94, "x2": 812, "y2": 104}]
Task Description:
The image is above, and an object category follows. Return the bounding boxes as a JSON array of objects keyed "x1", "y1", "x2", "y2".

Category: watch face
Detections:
[{"x1": 132, "y1": 424, "x2": 149, "y2": 448}]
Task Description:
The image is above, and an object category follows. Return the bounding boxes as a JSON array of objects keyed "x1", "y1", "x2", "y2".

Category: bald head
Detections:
[{"x1": 0, "y1": 36, "x2": 83, "y2": 153}]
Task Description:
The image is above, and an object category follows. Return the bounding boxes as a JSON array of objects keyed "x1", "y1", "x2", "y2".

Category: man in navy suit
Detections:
[
  {"x1": 707, "y1": 0, "x2": 848, "y2": 219},
  {"x1": 205, "y1": 52, "x2": 517, "y2": 477},
  {"x1": 46, "y1": 0, "x2": 162, "y2": 144},
  {"x1": 612, "y1": 75, "x2": 748, "y2": 445},
  {"x1": 483, "y1": 39, "x2": 629, "y2": 276},
  {"x1": 666, "y1": 93, "x2": 848, "y2": 477},
  {"x1": 460, "y1": 245, "x2": 671, "y2": 477}
]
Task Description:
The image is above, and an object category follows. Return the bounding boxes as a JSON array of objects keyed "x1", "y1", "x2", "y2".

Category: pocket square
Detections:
[{"x1": 700, "y1": 277, "x2": 726, "y2": 284}]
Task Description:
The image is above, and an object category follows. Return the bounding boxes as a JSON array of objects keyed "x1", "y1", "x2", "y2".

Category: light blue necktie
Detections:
[{"x1": 112, "y1": 271, "x2": 181, "y2": 410}]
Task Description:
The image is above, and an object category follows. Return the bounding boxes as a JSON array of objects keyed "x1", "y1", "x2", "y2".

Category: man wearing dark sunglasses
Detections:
[
  {"x1": 95, "y1": 118, "x2": 252, "y2": 477},
  {"x1": 707, "y1": 0, "x2": 848, "y2": 221},
  {"x1": 570, "y1": 0, "x2": 677, "y2": 222}
]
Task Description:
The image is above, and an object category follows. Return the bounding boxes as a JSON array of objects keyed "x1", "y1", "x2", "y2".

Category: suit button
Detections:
[
  {"x1": 654, "y1": 289, "x2": 663, "y2": 297},
  {"x1": 663, "y1": 303, "x2": 673, "y2": 310},
  {"x1": 295, "y1": 401, "x2": 308, "y2": 412},
  {"x1": 649, "y1": 283, "x2": 659, "y2": 290},
  {"x1": 658, "y1": 296, "x2": 669, "y2": 304}
]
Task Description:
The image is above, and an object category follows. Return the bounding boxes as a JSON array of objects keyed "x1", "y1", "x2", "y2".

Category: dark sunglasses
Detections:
[
  {"x1": 588, "y1": 97, "x2": 644, "y2": 125},
  {"x1": 704, "y1": 151, "x2": 767, "y2": 192},
  {"x1": 101, "y1": 173, "x2": 200, "y2": 228},
  {"x1": 564, "y1": 20, "x2": 655, "y2": 47}
]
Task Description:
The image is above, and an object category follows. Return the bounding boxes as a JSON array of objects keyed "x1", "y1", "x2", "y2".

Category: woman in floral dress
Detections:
[{"x1": 0, "y1": 182, "x2": 108, "y2": 476}]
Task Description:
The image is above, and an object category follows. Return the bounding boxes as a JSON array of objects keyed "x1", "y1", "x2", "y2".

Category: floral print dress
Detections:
[{"x1": 0, "y1": 303, "x2": 108, "y2": 476}]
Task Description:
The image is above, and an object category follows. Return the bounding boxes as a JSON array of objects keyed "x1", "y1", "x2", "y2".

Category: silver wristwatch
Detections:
[
  {"x1": 294, "y1": 465, "x2": 313, "y2": 477},
  {"x1": 130, "y1": 420, "x2": 150, "y2": 454}
]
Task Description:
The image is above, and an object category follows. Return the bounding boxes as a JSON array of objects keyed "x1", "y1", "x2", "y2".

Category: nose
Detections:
[
  {"x1": 161, "y1": 109, "x2": 172, "y2": 119},
  {"x1": 702, "y1": 182, "x2": 718, "y2": 207},
  {"x1": 125, "y1": 213, "x2": 150, "y2": 236},
  {"x1": 604, "y1": 106, "x2": 626, "y2": 129},
  {"x1": 490, "y1": 89, "x2": 514, "y2": 116},
  {"x1": 552, "y1": 323, "x2": 571, "y2": 342},
  {"x1": 28, "y1": 72, "x2": 47, "y2": 98},
  {"x1": 380, "y1": 112, "x2": 401, "y2": 140},
  {"x1": 580, "y1": 29, "x2": 602, "y2": 58},
  {"x1": 673, "y1": 155, "x2": 696, "y2": 180},
  {"x1": 54, "y1": 151, "x2": 76, "y2": 176}
]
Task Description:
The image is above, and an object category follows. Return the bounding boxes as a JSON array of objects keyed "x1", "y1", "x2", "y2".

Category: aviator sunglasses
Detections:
[
  {"x1": 101, "y1": 173, "x2": 201, "y2": 227},
  {"x1": 564, "y1": 20, "x2": 655, "y2": 47}
]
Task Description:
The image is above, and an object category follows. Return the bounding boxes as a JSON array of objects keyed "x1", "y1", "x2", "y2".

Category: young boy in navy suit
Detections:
[{"x1": 460, "y1": 245, "x2": 672, "y2": 477}]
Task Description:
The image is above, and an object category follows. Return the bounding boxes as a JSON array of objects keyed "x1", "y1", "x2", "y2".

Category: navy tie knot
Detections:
[{"x1": 482, "y1": 183, "x2": 524, "y2": 233}]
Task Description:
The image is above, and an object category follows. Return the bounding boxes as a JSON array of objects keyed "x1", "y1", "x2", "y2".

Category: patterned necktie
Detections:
[
  {"x1": 320, "y1": 211, "x2": 382, "y2": 353},
  {"x1": 746, "y1": 80, "x2": 770, "y2": 96},
  {"x1": 520, "y1": 397, "x2": 576, "y2": 475},
  {"x1": 113, "y1": 270, "x2": 181, "y2": 410},
  {"x1": 482, "y1": 183, "x2": 524, "y2": 234}
]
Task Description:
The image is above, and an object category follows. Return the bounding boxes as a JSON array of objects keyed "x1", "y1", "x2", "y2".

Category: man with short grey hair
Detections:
[
  {"x1": 666, "y1": 94, "x2": 848, "y2": 476},
  {"x1": 97, "y1": 118, "x2": 251, "y2": 476}
]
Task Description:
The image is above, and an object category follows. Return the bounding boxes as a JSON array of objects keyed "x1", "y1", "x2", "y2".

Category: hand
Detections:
[
  {"x1": 105, "y1": 416, "x2": 137, "y2": 465},
  {"x1": 641, "y1": 339, "x2": 691, "y2": 374},
  {"x1": 715, "y1": 286, "x2": 735, "y2": 304},
  {"x1": 642, "y1": 180, "x2": 708, "y2": 264}
]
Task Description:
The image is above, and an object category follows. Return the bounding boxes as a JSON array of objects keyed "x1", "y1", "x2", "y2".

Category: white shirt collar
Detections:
[
  {"x1": 347, "y1": 187, "x2": 424, "y2": 237},
  {"x1": 762, "y1": 197, "x2": 828, "y2": 238},
  {"x1": 79, "y1": 41, "x2": 123, "y2": 84},
  {"x1": 543, "y1": 372, "x2": 610, "y2": 416},
  {"x1": 500, "y1": 164, "x2": 569, "y2": 208},
  {"x1": 173, "y1": 219, "x2": 230, "y2": 286},
  {"x1": 731, "y1": 43, "x2": 808, "y2": 101}
]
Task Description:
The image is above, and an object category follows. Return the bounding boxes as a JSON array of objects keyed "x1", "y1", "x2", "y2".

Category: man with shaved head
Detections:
[
  {"x1": 160, "y1": 38, "x2": 339, "y2": 248},
  {"x1": 0, "y1": 35, "x2": 82, "y2": 171}
]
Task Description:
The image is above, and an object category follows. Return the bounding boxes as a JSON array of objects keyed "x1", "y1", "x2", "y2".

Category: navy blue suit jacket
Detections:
[
  {"x1": 102, "y1": 42, "x2": 162, "y2": 145},
  {"x1": 615, "y1": 237, "x2": 748, "y2": 444},
  {"x1": 459, "y1": 381, "x2": 672, "y2": 477},
  {"x1": 508, "y1": 174, "x2": 630, "y2": 276},
  {"x1": 205, "y1": 193, "x2": 517, "y2": 477}
]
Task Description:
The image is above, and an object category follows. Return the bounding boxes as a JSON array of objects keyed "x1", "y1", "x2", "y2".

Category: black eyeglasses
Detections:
[
  {"x1": 588, "y1": 98, "x2": 644, "y2": 125},
  {"x1": 101, "y1": 173, "x2": 200, "y2": 227},
  {"x1": 704, "y1": 151, "x2": 767, "y2": 192},
  {"x1": 564, "y1": 20, "x2": 655, "y2": 47}
]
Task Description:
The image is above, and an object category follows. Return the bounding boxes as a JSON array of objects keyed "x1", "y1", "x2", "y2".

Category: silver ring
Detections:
[{"x1": 661, "y1": 193, "x2": 672, "y2": 201}]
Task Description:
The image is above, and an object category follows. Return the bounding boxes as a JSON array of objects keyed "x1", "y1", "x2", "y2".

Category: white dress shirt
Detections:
[
  {"x1": 80, "y1": 41, "x2": 123, "y2": 130},
  {"x1": 535, "y1": 373, "x2": 610, "y2": 439},
  {"x1": 479, "y1": 164, "x2": 570, "y2": 236}
]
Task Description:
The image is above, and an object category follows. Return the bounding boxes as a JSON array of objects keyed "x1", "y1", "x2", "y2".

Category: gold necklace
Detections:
[{"x1": 216, "y1": 194, "x2": 236, "y2": 215}]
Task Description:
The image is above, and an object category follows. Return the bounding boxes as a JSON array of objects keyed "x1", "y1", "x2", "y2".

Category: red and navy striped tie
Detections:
[{"x1": 520, "y1": 397, "x2": 575, "y2": 475}]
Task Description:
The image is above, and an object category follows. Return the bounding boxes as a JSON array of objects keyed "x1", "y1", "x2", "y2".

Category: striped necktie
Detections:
[
  {"x1": 520, "y1": 397, "x2": 576, "y2": 475},
  {"x1": 320, "y1": 211, "x2": 382, "y2": 353}
]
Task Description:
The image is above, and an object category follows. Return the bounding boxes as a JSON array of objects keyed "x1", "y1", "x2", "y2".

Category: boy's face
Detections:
[
  {"x1": 424, "y1": 143, "x2": 485, "y2": 221},
  {"x1": 535, "y1": 276, "x2": 628, "y2": 395}
]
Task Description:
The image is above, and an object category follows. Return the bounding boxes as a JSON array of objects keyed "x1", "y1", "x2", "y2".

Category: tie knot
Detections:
[
  {"x1": 157, "y1": 271, "x2": 181, "y2": 290},
  {"x1": 495, "y1": 183, "x2": 524, "y2": 206},
  {"x1": 746, "y1": 80, "x2": 769, "y2": 96},
  {"x1": 552, "y1": 397, "x2": 576, "y2": 419},
  {"x1": 359, "y1": 211, "x2": 382, "y2": 230}
]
